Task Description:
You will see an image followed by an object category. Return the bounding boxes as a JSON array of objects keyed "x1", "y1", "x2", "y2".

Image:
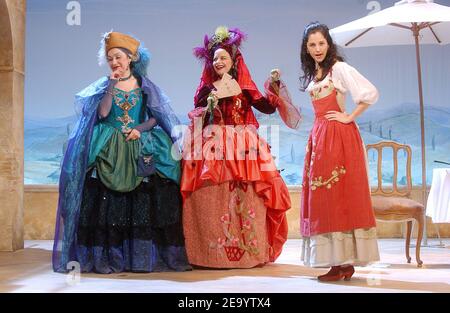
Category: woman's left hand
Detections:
[
  {"x1": 124, "y1": 128, "x2": 141, "y2": 141},
  {"x1": 270, "y1": 69, "x2": 281, "y2": 82},
  {"x1": 324, "y1": 111, "x2": 353, "y2": 124}
]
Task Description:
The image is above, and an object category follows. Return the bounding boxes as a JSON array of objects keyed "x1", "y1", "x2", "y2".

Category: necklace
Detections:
[{"x1": 118, "y1": 72, "x2": 133, "y2": 81}]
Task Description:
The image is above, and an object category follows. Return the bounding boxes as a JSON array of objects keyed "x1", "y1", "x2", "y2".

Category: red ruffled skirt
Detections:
[{"x1": 181, "y1": 114, "x2": 290, "y2": 268}]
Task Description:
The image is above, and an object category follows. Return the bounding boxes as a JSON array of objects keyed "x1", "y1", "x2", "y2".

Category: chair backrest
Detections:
[{"x1": 366, "y1": 141, "x2": 412, "y2": 197}]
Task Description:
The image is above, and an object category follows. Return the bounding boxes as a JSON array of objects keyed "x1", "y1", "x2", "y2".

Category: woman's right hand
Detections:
[
  {"x1": 110, "y1": 68, "x2": 122, "y2": 80},
  {"x1": 207, "y1": 90, "x2": 219, "y2": 109},
  {"x1": 108, "y1": 69, "x2": 121, "y2": 87},
  {"x1": 210, "y1": 89, "x2": 219, "y2": 100}
]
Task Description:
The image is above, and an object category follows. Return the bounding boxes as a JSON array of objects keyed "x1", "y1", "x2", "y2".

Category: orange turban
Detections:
[{"x1": 104, "y1": 32, "x2": 139, "y2": 56}]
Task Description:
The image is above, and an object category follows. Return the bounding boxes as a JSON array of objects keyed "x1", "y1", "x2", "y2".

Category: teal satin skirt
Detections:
[{"x1": 87, "y1": 123, "x2": 180, "y2": 192}]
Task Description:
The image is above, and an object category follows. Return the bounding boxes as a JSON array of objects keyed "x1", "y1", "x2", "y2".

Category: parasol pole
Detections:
[{"x1": 412, "y1": 22, "x2": 428, "y2": 245}]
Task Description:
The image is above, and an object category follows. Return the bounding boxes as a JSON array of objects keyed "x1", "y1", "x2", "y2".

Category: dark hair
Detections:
[{"x1": 299, "y1": 22, "x2": 344, "y2": 91}]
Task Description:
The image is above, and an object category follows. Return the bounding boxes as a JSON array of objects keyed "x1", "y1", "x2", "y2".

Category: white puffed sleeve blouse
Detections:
[{"x1": 307, "y1": 61, "x2": 379, "y2": 112}]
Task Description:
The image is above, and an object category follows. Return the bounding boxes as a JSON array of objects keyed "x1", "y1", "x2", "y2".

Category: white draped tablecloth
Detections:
[{"x1": 426, "y1": 168, "x2": 450, "y2": 223}]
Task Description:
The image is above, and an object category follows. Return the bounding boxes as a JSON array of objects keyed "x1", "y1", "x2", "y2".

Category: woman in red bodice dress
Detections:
[{"x1": 299, "y1": 22, "x2": 380, "y2": 281}]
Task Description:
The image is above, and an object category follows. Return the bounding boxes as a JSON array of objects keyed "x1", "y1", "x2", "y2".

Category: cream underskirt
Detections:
[{"x1": 301, "y1": 227, "x2": 380, "y2": 268}]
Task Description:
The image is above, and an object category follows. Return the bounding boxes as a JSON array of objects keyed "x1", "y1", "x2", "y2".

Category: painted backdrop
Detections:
[{"x1": 25, "y1": 0, "x2": 450, "y2": 185}]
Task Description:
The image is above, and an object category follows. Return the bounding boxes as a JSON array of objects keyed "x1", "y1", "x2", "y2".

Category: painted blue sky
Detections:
[
  {"x1": 24, "y1": 0, "x2": 450, "y2": 185},
  {"x1": 25, "y1": 0, "x2": 450, "y2": 119}
]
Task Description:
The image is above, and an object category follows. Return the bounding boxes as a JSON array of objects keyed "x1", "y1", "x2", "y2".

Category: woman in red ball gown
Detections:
[{"x1": 181, "y1": 26, "x2": 301, "y2": 268}]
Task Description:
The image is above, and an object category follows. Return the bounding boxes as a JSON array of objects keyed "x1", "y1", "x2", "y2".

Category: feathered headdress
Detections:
[
  {"x1": 193, "y1": 26, "x2": 246, "y2": 63},
  {"x1": 97, "y1": 30, "x2": 151, "y2": 78}
]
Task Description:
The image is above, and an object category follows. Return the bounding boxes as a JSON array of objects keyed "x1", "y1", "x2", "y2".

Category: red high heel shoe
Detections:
[
  {"x1": 317, "y1": 265, "x2": 355, "y2": 282},
  {"x1": 341, "y1": 265, "x2": 355, "y2": 281},
  {"x1": 317, "y1": 266, "x2": 343, "y2": 282}
]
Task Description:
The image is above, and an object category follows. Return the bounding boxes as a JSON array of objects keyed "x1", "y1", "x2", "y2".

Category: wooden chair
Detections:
[{"x1": 366, "y1": 141, "x2": 424, "y2": 267}]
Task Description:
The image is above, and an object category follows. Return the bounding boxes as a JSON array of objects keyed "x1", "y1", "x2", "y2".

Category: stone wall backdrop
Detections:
[{"x1": 0, "y1": 0, "x2": 26, "y2": 251}]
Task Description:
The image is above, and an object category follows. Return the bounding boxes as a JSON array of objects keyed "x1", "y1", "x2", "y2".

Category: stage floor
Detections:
[{"x1": 0, "y1": 239, "x2": 449, "y2": 293}]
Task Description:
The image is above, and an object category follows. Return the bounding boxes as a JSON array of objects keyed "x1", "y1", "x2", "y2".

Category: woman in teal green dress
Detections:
[{"x1": 52, "y1": 31, "x2": 191, "y2": 273}]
